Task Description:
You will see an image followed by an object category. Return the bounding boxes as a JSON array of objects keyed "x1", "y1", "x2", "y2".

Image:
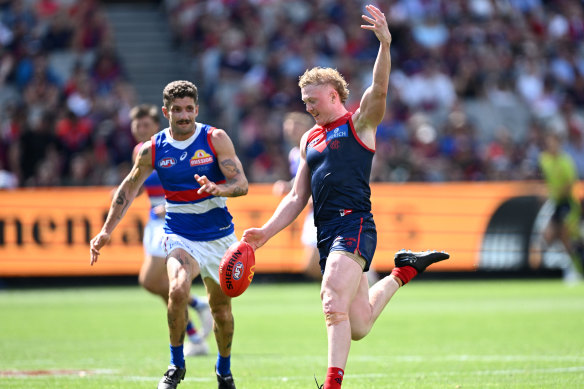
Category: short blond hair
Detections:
[{"x1": 298, "y1": 67, "x2": 350, "y2": 103}]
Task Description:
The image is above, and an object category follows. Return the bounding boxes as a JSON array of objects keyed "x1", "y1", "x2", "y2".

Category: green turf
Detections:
[{"x1": 1, "y1": 279, "x2": 583, "y2": 388}]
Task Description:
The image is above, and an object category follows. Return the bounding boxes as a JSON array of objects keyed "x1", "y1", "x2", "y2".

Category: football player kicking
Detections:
[{"x1": 243, "y1": 5, "x2": 449, "y2": 389}]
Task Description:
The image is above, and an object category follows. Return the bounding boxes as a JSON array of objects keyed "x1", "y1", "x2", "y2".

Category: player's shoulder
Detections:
[
  {"x1": 138, "y1": 139, "x2": 154, "y2": 153},
  {"x1": 206, "y1": 126, "x2": 236, "y2": 155},
  {"x1": 304, "y1": 124, "x2": 321, "y2": 142},
  {"x1": 207, "y1": 127, "x2": 232, "y2": 144}
]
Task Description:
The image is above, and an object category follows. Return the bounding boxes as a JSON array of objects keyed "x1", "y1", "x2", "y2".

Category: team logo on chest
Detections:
[{"x1": 190, "y1": 149, "x2": 214, "y2": 166}]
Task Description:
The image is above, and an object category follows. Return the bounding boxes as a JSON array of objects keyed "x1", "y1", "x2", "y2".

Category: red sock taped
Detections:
[
  {"x1": 391, "y1": 266, "x2": 418, "y2": 285},
  {"x1": 324, "y1": 367, "x2": 344, "y2": 389}
]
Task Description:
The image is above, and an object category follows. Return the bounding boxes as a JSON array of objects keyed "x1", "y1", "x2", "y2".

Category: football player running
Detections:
[
  {"x1": 91, "y1": 80, "x2": 248, "y2": 389},
  {"x1": 129, "y1": 104, "x2": 213, "y2": 357}
]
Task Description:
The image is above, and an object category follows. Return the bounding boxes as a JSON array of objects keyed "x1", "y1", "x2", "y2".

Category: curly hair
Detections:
[
  {"x1": 298, "y1": 67, "x2": 350, "y2": 103},
  {"x1": 162, "y1": 80, "x2": 198, "y2": 108}
]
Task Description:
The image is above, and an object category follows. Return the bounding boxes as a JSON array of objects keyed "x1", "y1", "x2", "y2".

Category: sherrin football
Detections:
[{"x1": 219, "y1": 240, "x2": 255, "y2": 297}]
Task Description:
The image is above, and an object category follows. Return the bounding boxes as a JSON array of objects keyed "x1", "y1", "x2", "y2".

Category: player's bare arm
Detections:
[
  {"x1": 353, "y1": 4, "x2": 392, "y2": 147},
  {"x1": 195, "y1": 129, "x2": 248, "y2": 197},
  {"x1": 243, "y1": 132, "x2": 312, "y2": 250},
  {"x1": 131, "y1": 146, "x2": 147, "y2": 197},
  {"x1": 89, "y1": 142, "x2": 154, "y2": 265}
]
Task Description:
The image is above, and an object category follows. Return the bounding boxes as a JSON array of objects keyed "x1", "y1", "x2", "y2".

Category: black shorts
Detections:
[{"x1": 316, "y1": 212, "x2": 377, "y2": 273}]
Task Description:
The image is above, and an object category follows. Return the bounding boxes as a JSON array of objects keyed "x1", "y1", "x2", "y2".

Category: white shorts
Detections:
[
  {"x1": 143, "y1": 217, "x2": 166, "y2": 258},
  {"x1": 163, "y1": 232, "x2": 238, "y2": 285},
  {"x1": 301, "y1": 210, "x2": 318, "y2": 247}
]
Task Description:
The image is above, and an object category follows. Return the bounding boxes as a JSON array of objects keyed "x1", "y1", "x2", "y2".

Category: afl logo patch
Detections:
[
  {"x1": 233, "y1": 261, "x2": 244, "y2": 280},
  {"x1": 159, "y1": 157, "x2": 176, "y2": 168},
  {"x1": 330, "y1": 140, "x2": 340, "y2": 150},
  {"x1": 191, "y1": 149, "x2": 214, "y2": 166}
]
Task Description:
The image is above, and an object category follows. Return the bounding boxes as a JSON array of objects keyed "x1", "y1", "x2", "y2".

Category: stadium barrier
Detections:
[{"x1": 0, "y1": 182, "x2": 578, "y2": 277}]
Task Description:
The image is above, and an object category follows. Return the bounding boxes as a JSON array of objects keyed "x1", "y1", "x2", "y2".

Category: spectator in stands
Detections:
[
  {"x1": 41, "y1": 9, "x2": 74, "y2": 51},
  {"x1": 2, "y1": 0, "x2": 584, "y2": 187}
]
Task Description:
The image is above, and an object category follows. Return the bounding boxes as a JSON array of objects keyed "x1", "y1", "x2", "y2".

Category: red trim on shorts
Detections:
[
  {"x1": 355, "y1": 217, "x2": 363, "y2": 256},
  {"x1": 348, "y1": 114, "x2": 376, "y2": 153}
]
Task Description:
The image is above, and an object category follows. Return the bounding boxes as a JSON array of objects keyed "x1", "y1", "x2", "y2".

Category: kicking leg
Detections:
[
  {"x1": 350, "y1": 250, "x2": 450, "y2": 340},
  {"x1": 349, "y1": 273, "x2": 401, "y2": 340}
]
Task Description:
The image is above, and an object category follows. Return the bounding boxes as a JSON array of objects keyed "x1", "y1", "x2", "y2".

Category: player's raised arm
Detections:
[
  {"x1": 195, "y1": 129, "x2": 248, "y2": 197},
  {"x1": 89, "y1": 141, "x2": 154, "y2": 265},
  {"x1": 242, "y1": 131, "x2": 312, "y2": 250},
  {"x1": 353, "y1": 4, "x2": 392, "y2": 133}
]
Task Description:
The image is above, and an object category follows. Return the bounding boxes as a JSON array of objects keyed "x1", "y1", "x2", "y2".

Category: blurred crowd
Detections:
[
  {"x1": 165, "y1": 0, "x2": 584, "y2": 184},
  {"x1": 0, "y1": 0, "x2": 135, "y2": 188},
  {"x1": 1, "y1": 0, "x2": 584, "y2": 188}
]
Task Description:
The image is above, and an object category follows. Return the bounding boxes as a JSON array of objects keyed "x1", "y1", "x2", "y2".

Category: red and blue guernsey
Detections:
[
  {"x1": 305, "y1": 112, "x2": 375, "y2": 225},
  {"x1": 151, "y1": 123, "x2": 234, "y2": 241}
]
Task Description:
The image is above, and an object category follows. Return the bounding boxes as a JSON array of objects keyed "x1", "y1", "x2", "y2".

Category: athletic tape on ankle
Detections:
[{"x1": 325, "y1": 312, "x2": 349, "y2": 326}]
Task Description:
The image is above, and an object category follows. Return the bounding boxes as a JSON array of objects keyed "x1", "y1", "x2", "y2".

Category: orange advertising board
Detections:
[{"x1": 0, "y1": 182, "x2": 549, "y2": 277}]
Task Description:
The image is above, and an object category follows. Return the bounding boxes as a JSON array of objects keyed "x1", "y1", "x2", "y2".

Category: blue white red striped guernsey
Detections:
[
  {"x1": 305, "y1": 112, "x2": 375, "y2": 226},
  {"x1": 151, "y1": 123, "x2": 234, "y2": 241}
]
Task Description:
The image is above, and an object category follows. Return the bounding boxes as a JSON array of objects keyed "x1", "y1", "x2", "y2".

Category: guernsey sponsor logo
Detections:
[
  {"x1": 190, "y1": 149, "x2": 213, "y2": 166},
  {"x1": 326, "y1": 127, "x2": 348, "y2": 142}
]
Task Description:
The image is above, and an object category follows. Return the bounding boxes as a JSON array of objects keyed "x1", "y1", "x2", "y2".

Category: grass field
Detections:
[{"x1": 1, "y1": 279, "x2": 583, "y2": 388}]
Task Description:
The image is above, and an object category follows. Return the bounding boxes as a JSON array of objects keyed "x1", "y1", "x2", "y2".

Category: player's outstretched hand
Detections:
[
  {"x1": 361, "y1": 4, "x2": 391, "y2": 45},
  {"x1": 89, "y1": 232, "x2": 111, "y2": 266},
  {"x1": 195, "y1": 174, "x2": 221, "y2": 196},
  {"x1": 242, "y1": 228, "x2": 269, "y2": 251}
]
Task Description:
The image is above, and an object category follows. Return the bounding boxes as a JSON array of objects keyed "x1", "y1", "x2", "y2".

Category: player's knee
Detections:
[
  {"x1": 210, "y1": 303, "x2": 233, "y2": 328},
  {"x1": 168, "y1": 278, "x2": 189, "y2": 304},
  {"x1": 324, "y1": 311, "x2": 349, "y2": 327},
  {"x1": 320, "y1": 284, "x2": 348, "y2": 314}
]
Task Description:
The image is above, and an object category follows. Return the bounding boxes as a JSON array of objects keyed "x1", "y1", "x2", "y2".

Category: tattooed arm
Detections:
[
  {"x1": 195, "y1": 129, "x2": 248, "y2": 197},
  {"x1": 89, "y1": 142, "x2": 155, "y2": 265}
]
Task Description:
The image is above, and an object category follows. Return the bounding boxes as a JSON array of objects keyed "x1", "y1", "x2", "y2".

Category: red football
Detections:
[{"x1": 219, "y1": 240, "x2": 255, "y2": 297}]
